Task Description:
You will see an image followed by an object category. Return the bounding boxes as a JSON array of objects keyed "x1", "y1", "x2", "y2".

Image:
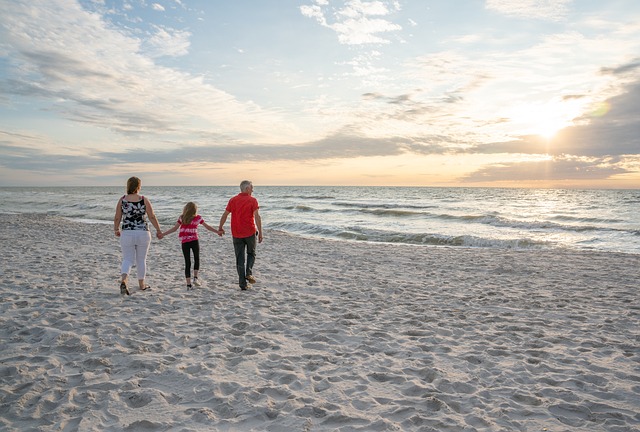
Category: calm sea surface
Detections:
[{"x1": 1, "y1": 186, "x2": 638, "y2": 254}]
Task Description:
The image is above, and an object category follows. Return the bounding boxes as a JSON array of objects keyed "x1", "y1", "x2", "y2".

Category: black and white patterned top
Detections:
[{"x1": 120, "y1": 195, "x2": 149, "y2": 231}]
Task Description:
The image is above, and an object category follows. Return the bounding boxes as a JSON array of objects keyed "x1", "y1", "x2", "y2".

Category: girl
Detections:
[{"x1": 161, "y1": 202, "x2": 221, "y2": 289}]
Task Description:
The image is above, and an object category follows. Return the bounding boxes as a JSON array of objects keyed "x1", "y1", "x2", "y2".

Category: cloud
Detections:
[
  {"x1": 0, "y1": 130, "x2": 410, "y2": 174},
  {"x1": 460, "y1": 71, "x2": 640, "y2": 183},
  {"x1": 461, "y1": 156, "x2": 629, "y2": 183},
  {"x1": 477, "y1": 77, "x2": 640, "y2": 158},
  {"x1": 143, "y1": 25, "x2": 192, "y2": 58},
  {"x1": 485, "y1": 0, "x2": 573, "y2": 21},
  {"x1": 0, "y1": 0, "x2": 295, "y2": 143},
  {"x1": 151, "y1": 3, "x2": 165, "y2": 12},
  {"x1": 0, "y1": 130, "x2": 107, "y2": 173},
  {"x1": 600, "y1": 58, "x2": 640, "y2": 75},
  {"x1": 300, "y1": 0, "x2": 402, "y2": 45},
  {"x1": 300, "y1": 4, "x2": 327, "y2": 25}
]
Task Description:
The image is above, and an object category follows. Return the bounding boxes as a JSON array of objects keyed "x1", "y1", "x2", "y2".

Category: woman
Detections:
[{"x1": 113, "y1": 176, "x2": 162, "y2": 295}]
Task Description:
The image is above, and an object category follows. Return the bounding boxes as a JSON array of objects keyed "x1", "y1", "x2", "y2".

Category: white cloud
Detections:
[
  {"x1": 0, "y1": 0, "x2": 297, "y2": 145},
  {"x1": 143, "y1": 25, "x2": 191, "y2": 57},
  {"x1": 338, "y1": 0, "x2": 392, "y2": 18},
  {"x1": 300, "y1": 0, "x2": 402, "y2": 45},
  {"x1": 300, "y1": 4, "x2": 327, "y2": 25},
  {"x1": 333, "y1": 17, "x2": 401, "y2": 45},
  {"x1": 151, "y1": 3, "x2": 165, "y2": 12},
  {"x1": 485, "y1": 0, "x2": 573, "y2": 21}
]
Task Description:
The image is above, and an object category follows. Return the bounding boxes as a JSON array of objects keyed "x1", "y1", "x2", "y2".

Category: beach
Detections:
[{"x1": 1, "y1": 213, "x2": 639, "y2": 431}]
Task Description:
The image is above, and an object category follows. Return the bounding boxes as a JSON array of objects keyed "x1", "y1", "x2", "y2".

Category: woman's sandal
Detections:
[
  {"x1": 120, "y1": 281, "x2": 130, "y2": 296},
  {"x1": 140, "y1": 285, "x2": 150, "y2": 291}
]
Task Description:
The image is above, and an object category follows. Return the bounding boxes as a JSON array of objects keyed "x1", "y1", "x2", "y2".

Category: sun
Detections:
[
  {"x1": 504, "y1": 99, "x2": 581, "y2": 140},
  {"x1": 536, "y1": 118, "x2": 565, "y2": 139}
]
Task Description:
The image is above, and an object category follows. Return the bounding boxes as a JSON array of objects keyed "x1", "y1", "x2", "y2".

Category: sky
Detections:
[{"x1": 1, "y1": 0, "x2": 639, "y2": 188}]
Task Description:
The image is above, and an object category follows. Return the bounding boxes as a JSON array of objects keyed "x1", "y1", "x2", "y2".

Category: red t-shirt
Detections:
[{"x1": 226, "y1": 193, "x2": 259, "y2": 238}]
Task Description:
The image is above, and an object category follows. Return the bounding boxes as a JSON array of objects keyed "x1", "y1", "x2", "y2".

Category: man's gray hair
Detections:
[{"x1": 240, "y1": 180, "x2": 253, "y2": 192}]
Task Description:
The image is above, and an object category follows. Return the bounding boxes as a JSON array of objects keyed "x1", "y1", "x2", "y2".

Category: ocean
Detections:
[{"x1": 1, "y1": 186, "x2": 639, "y2": 254}]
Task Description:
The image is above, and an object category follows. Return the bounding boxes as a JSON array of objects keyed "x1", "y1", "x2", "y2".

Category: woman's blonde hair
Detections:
[
  {"x1": 181, "y1": 202, "x2": 197, "y2": 225},
  {"x1": 126, "y1": 176, "x2": 141, "y2": 195}
]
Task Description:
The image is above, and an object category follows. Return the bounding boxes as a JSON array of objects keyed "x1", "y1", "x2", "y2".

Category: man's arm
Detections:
[
  {"x1": 218, "y1": 210, "x2": 230, "y2": 235},
  {"x1": 254, "y1": 209, "x2": 263, "y2": 243}
]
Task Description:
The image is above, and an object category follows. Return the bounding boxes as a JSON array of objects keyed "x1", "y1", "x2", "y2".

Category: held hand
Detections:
[
  {"x1": 218, "y1": 228, "x2": 225, "y2": 236},
  {"x1": 157, "y1": 231, "x2": 163, "y2": 240}
]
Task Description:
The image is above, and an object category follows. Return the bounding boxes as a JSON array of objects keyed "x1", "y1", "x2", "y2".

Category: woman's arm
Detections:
[
  {"x1": 144, "y1": 197, "x2": 162, "y2": 233},
  {"x1": 114, "y1": 197, "x2": 123, "y2": 237}
]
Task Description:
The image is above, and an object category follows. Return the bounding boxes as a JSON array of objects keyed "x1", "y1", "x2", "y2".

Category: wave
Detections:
[
  {"x1": 359, "y1": 208, "x2": 422, "y2": 217},
  {"x1": 268, "y1": 221, "x2": 551, "y2": 250},
  {"x1": 287, "y1": 203, "x2": 425, "y2": 217},
  {"x1": 279, "y1": 194, "x2": 336, "y2": 200},
  {"x1": 430, "y1": 213, "x2": 632, "y2": 234},
  {"x1": 283, "y1": 204, "x2": 630, "y2": 235},
  {"x1": 551, "y1": 215, "x2": 626, "y2": 224},
  {"x1": 276, "y1": 200, "x2": 637, "y2": 238},
  {"x1": 331, "y1": 201, "x2": 438, "y2": 211},
  {"x1": 293, "y1": 205, "x2": 331, "y2": 212}
]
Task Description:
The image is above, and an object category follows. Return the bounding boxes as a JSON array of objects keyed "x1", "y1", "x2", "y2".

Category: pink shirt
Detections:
[{"x1": 178, "y1": 215, "x2": 204, "y2": 243}]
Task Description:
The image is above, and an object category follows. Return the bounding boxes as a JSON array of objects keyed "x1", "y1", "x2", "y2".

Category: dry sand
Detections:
[{"x1": 1, "y1": 214, "x2": 639, "y2": 431}]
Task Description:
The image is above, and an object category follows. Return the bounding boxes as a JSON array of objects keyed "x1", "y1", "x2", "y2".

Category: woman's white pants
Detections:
[{"x1": 120, "y1": 230, "x2": 151, "y2": 280}]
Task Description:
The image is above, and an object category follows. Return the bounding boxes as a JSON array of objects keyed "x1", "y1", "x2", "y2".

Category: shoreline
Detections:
[
  {"x1": 1, "y1": 214, "x2": 639, "y2": 431},
  {"x1": 5, "y1": 211, "x2": 640, "y2": 256}
]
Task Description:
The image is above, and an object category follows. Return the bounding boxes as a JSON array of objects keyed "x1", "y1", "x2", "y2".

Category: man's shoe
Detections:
[
  {"x1": 246, "y1": 275, "x2": 256, "y2": 284},
  {"x1": 193, "y1": 277, "x2": 202, "y2": 287}
]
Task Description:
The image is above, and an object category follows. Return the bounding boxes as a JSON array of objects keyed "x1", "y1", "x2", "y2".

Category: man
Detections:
[{"x1": 218, "y1": 180, "x2": 263, "y2": 290}]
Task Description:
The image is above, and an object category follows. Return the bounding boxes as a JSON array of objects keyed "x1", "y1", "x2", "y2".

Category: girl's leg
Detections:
[
  {"x1": 193, "y1": 240, "x2": 200, "y2": 276},
  {"x1": 135, "y1": 230, "x2": 152, "y2": 290},
  {"x1": 182, "y1": 241, "x2": 192, "y2": 286}
]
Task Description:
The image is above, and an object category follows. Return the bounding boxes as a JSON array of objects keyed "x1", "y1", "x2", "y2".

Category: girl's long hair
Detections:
[{"x1": 181, "y1": 202, "x2": 197, "y2": 225}]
